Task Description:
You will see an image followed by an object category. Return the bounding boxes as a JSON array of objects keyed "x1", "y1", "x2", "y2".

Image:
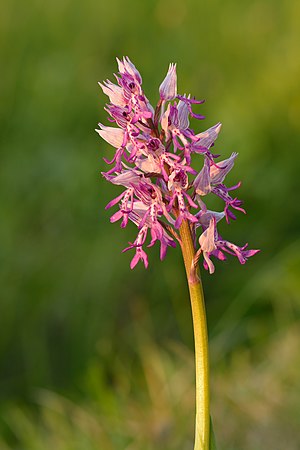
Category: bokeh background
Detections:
[{"x1": 1, "y1": 0, "x2": 300, "y2": 448}]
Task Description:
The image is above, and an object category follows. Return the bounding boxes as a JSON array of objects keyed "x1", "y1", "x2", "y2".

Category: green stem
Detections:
[{"x1": 179, "y1": 219, "x2": 210, "y2": 450}]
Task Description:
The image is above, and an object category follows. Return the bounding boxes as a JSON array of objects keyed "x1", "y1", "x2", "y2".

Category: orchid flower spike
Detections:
[{"x1": 97, "y1": 57, "x2": 259, "y2": 272}]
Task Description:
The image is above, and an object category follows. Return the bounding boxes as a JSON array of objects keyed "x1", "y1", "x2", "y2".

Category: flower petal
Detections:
[{"x1": 96, "y1": 124, "x2": 125, "y2": 148}]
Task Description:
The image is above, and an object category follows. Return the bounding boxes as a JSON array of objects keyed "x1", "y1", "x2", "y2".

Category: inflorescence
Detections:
[{"x1": 97, "y1": 57, "x2": 259, "y2": 272}]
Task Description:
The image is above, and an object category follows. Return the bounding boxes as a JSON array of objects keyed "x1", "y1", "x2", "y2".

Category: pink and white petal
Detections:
[
  {"x1": 210, "y1": 152, "x2": 238, "y2": 184},
  {"x1": 199, "y1": 218, "x2": 217, "y2": 253},
  {"x1": 194, "y1": 157, "x2": 211, "y2": 196},
  {"x1": 194, "y1": 122, "x2": 222, "y2": 149},
  {"x1": 96, "y1": 125, "x2": 124, "y2": 148}
]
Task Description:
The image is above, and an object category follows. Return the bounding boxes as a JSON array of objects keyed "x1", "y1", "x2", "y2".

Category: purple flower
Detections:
[
  {"x1": 194, "y1": 152, "x2": 245, "y2": 222},
  {"x1": 198, "y1": 217, "x2": 260, "y2": 273},
  {"x1": 199, "y1": 218, "x2": 217, "y2": 274},
  {"x1": 123, "y1": 224, "x2": 149, "y2": 269},
  {"x1": 97, "y1": 57, "x2": 259, "y2": 271}
]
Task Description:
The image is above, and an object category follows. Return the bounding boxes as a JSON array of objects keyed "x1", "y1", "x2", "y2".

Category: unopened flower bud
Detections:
[{"x1": 159, "y1": 63, "x2": 177, "y2": 101}]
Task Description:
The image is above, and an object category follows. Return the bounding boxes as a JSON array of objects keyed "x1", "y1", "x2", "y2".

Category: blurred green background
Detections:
[{"x1": 1, "y1": 0, "x2": 300, "y2": 448}]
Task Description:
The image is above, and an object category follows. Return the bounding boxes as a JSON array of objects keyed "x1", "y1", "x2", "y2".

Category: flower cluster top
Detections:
[{"x1": 97, "y1": 57, "x2": 259, "y2": 272}]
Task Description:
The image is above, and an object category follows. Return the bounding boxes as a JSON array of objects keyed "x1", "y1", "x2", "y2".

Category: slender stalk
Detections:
[{"x1": 179, "y1": 219, "x2": 210, "y2": 450}]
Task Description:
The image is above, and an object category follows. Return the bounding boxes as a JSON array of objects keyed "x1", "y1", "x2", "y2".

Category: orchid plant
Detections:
[{"x1": 96, "y1": 57, "x2": 259, "y2": 450}]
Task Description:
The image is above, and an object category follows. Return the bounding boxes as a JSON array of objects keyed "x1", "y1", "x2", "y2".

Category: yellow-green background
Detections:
[{"x1": 1, "y1": 0, "x2": 300, "y2": 448}]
